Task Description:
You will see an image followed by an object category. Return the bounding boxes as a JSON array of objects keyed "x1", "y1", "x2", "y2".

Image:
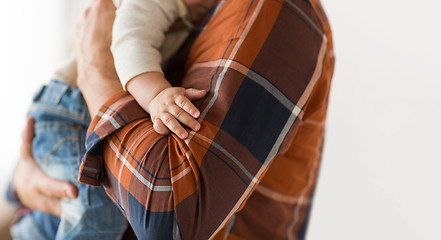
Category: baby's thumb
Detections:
[{"x1": 184, "y1": 88, "x2": 207, "y2": 100}]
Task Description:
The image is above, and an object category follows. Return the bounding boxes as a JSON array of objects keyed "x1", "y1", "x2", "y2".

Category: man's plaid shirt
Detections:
[{"x1": 78, "y1": 0, "x2": 334, "y2": 239}]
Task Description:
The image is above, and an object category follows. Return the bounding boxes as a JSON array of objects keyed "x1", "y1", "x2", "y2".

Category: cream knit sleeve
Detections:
[{"x1": 111, "y1": 0, "x2": 190, "y2": 89}]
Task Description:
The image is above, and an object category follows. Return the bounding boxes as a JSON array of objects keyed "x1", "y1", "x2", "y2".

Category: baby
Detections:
[{"x1": 9, "y1": 0, "x2": 212, "y2": 239}]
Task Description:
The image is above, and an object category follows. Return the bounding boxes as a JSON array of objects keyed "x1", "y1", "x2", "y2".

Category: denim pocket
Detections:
[
  {"x1": 28, "y1": 80, "x2": 90, "y2": 125},
  {"x1": 33, "y1": 121, "x2": 86, "y2": 182}
]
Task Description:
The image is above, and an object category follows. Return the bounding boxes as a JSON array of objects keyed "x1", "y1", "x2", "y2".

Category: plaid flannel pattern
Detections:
[{"x1": 78, "y1": 0, "x2": 334, "y2": 239}]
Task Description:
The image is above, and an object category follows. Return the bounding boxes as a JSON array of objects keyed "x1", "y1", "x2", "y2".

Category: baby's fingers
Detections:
[
  {"x1": 175, "y1": 95, "x2": 201, "y2": 118},
  {"x1": 184, "y1": 88, "x2": 206, "y2": 101},
  {"x1": 160, "y1": 113, "x2": 188, "y2": 139},
  {"x1": 153, "y1": 118, "x2": 170, "y2": 135},
  {"x1": 169, "y1": 105, "x2": 201, "y2": 132}
]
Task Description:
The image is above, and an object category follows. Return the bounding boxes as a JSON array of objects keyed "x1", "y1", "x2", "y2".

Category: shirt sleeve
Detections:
[
  {"x1": 111, "y1": 0, "x2": 190, "y2": 88},
  {"x1": 79, "y1": 0, "x2": 329, "y2": 239}
]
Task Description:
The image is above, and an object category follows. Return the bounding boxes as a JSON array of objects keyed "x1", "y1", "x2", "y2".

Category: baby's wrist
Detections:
[{"x1": 126, "y1": 72, "x2": 171, "y2": 113}]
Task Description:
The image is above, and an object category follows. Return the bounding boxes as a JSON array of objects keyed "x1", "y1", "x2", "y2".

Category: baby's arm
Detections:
[
  {"x1": 112, "y1": 0, "x2": 201, "y2": 138},
  {"x1": 111, "y1": 0, "x2": 191, "y2": 87},
  {"x1": 126, "y1": 72, "x2": 206, "y2": 139}
]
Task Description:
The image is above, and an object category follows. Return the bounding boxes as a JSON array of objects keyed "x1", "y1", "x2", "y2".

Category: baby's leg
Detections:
[
  {"x1": 10, "y1": 80, "x2": 127, "y2": 240},
  {"x1": 10, "y1": 80, "x2": 90, "y2": 239}
]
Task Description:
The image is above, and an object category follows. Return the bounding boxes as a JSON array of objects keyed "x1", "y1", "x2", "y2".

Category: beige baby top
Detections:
[{"x1": 112, "y1": 0, "x2": 192, "y2": 88}]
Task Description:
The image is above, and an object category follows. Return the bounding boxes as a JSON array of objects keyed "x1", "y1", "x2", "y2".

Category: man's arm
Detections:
[
  {"x1": 76, "y1": 0, "x2": 329, "y2": 239},
  {"x1": 75, "y1": 0, "x2": 123, "y2": 116}
]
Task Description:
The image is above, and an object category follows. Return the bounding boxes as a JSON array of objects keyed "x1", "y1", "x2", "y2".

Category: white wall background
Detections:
[
  {"x1": 308, "y1": 0, "x2": 441, "y2": 239},
  {"x1": 0, "y1": 0, "x2": 440, "y2": 239}
]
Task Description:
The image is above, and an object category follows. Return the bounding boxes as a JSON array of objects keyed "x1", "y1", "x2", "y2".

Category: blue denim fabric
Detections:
[{"x1": 11, "y1": 80, "x2": 128, "y2": 240}]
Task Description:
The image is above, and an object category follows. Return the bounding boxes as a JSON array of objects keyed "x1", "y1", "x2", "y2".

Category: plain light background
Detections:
[
  {"x1": 307, "y1": 0, "x2": 441, "y2": 239},
  {"x1": 0, "y1": 0, "x2": 440, "y2": 239}
]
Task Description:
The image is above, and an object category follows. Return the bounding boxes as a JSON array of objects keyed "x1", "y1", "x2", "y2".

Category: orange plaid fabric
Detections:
[{"x1": 78, "y1": 0, "x2": 334, "y2": 239}]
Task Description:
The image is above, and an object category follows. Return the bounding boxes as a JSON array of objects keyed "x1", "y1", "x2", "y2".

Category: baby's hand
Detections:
[{"x1": 148, "y1": 87, "x2": 206, "y2": 139}]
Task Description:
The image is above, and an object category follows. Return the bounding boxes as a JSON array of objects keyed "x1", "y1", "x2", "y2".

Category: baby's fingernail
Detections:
[
  {"x1": 180, "y1": 133, "x2": 188, "y2": 139},
  {"x1": 194, "y1": 124, "x2": 200, "y2": 131},
  {"x1": 193, "y1": 111, "x2": 200, "y2": 118}
]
